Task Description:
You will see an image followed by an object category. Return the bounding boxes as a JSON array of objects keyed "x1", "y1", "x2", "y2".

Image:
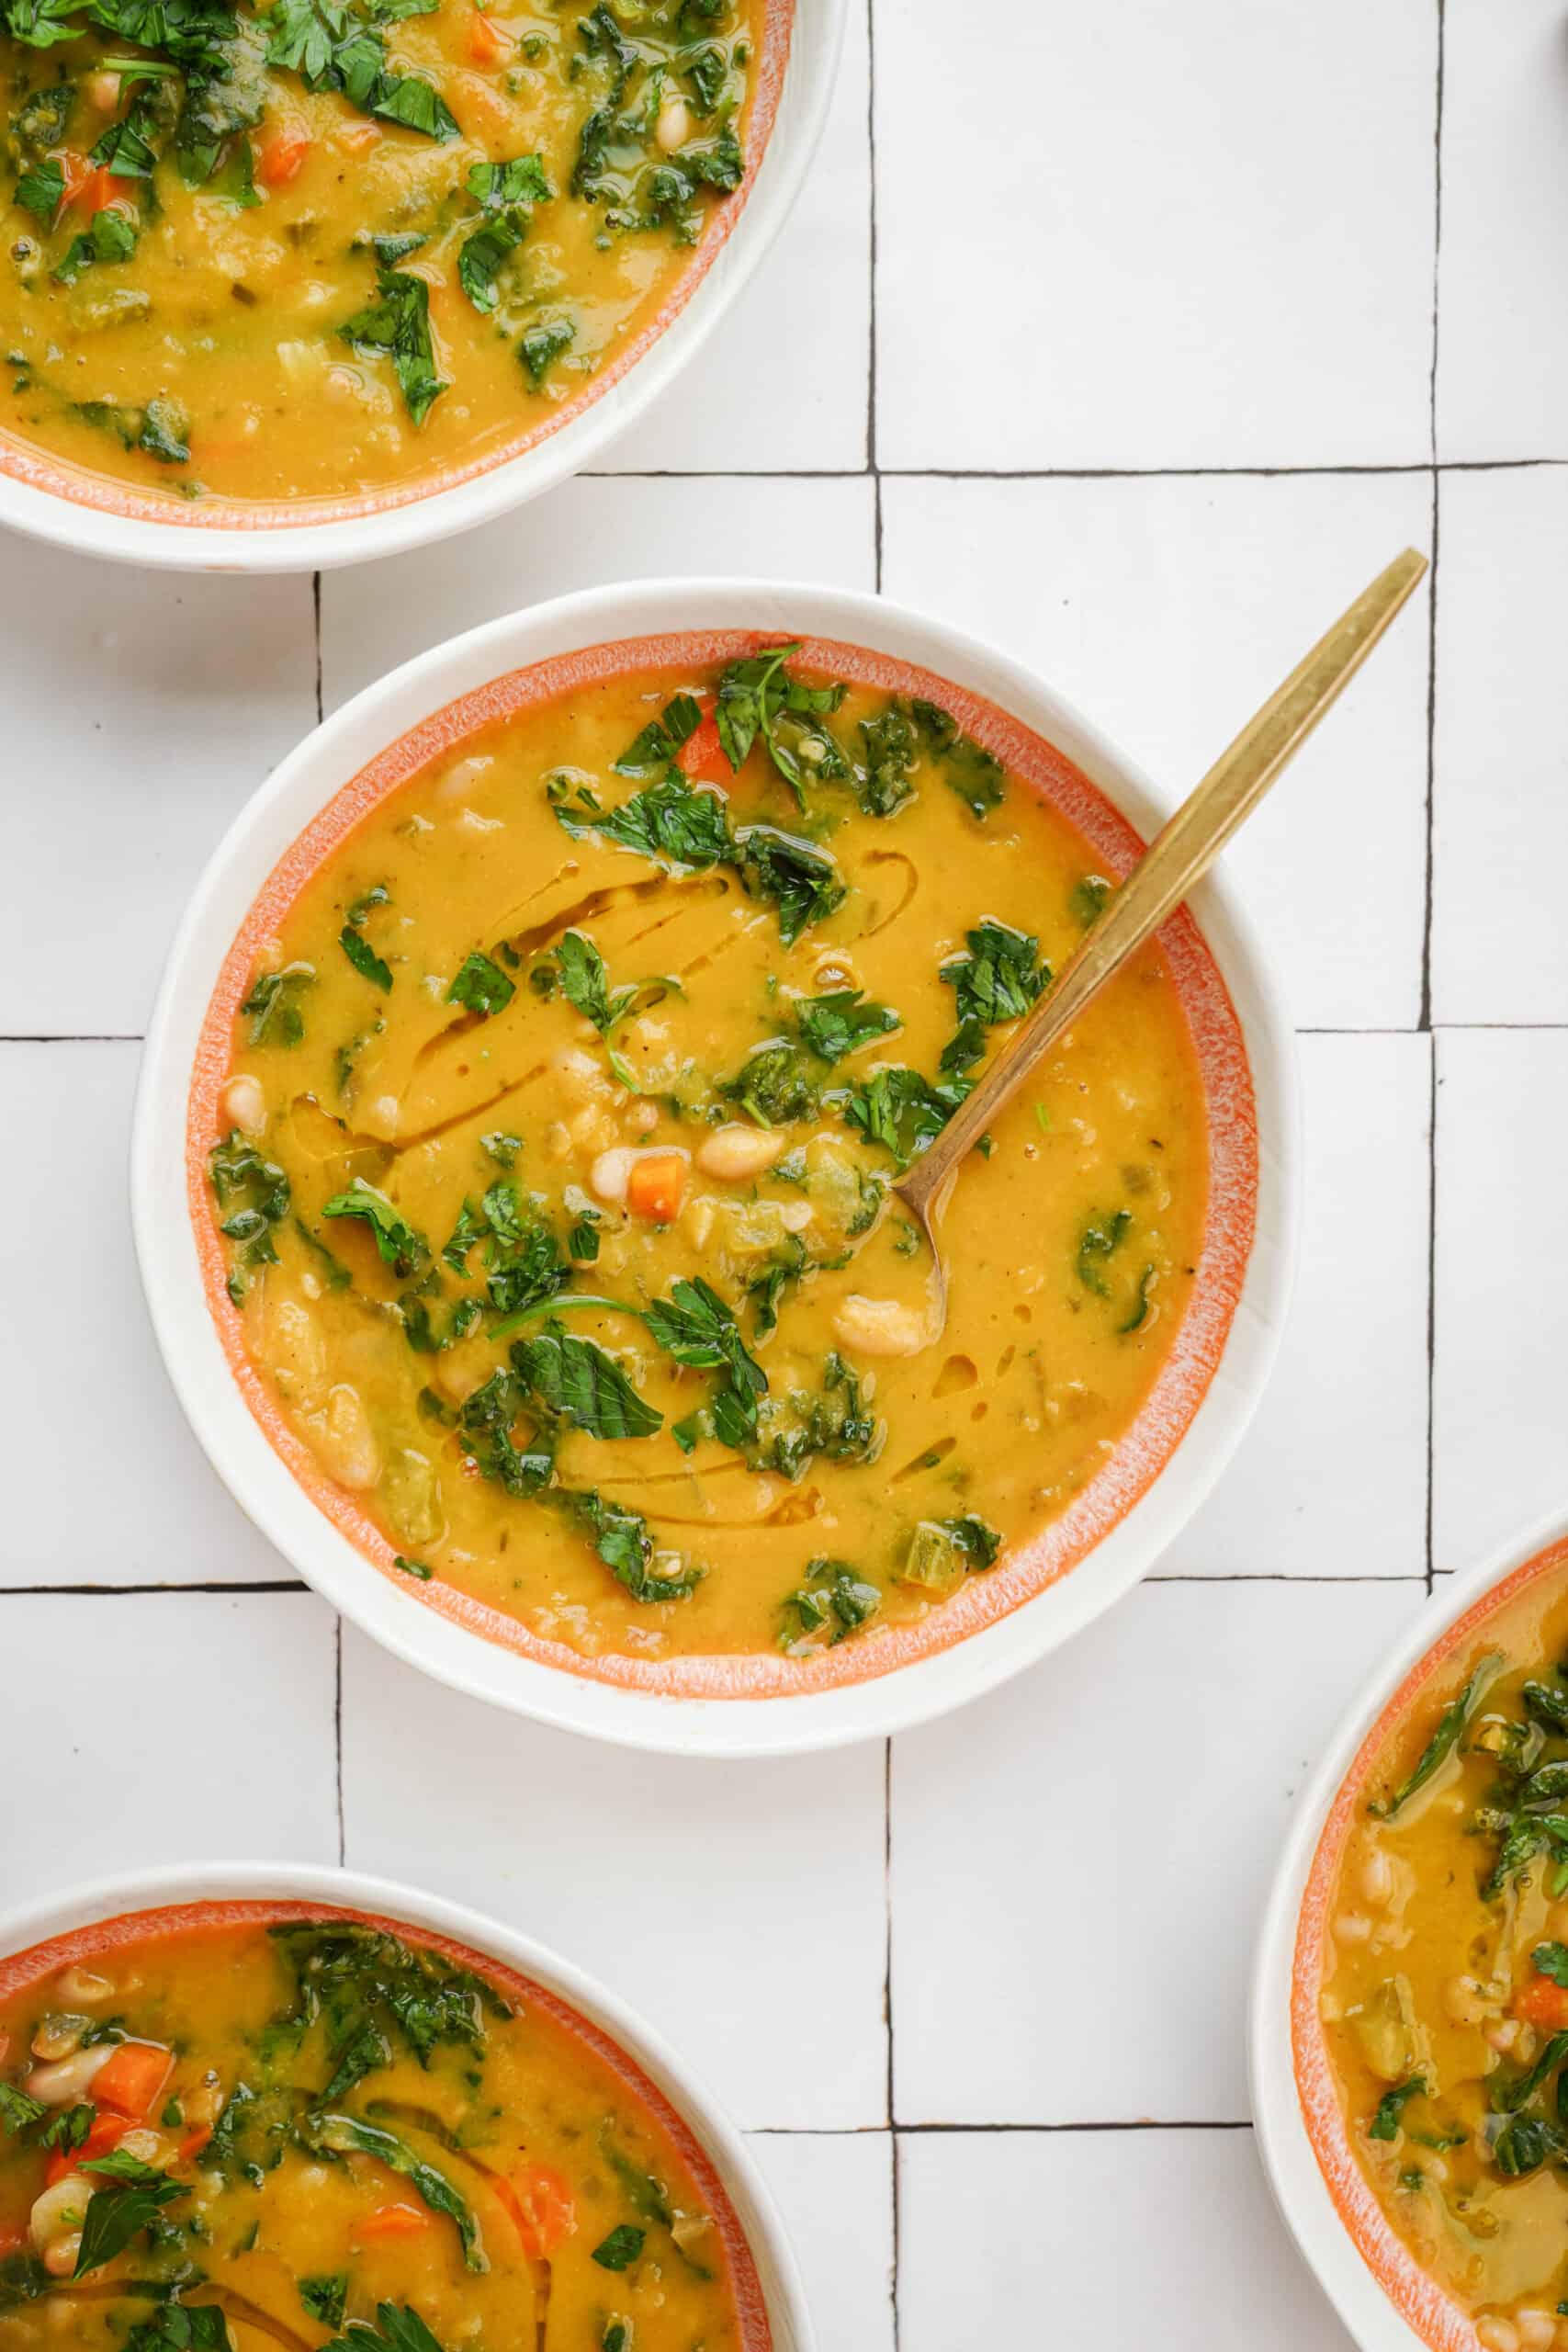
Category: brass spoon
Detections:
[{"x1": 893, "y1": 547, "x2": 1429, "y2": 1328}]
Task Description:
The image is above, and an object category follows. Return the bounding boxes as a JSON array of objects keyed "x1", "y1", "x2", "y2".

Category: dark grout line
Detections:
[
  {"x1": 889, "y1": 2131, "x2": 902, "y2": 2351},
  {"x1": 1426, "y1": 1034, "x2": 1439, "y2": 1595},
  {"x1": 1418, "y1": 469, "x2": 1439, "y2": 1033},
  {"x1": 576, "y1": 458, "x2": 1568, "y2": 483},
  {"x1": 334, "y1": 1616, "x2": 346, "y2": 1867},
  {"x1": 892, "y1": 2119, "x2": 1253, "y2": 2135},
  {"x1": 882, "y1": 1736, "x2": 895, "y2": 2130},
  {"x1": 311, "y1": 571, "x2": 324, "y2": 726},
  {"x1": 1147, "y1": 1572, "x2": 1425, "y2": 1586},
  {"x1": 864, "y1": 0, "x2": 879, "y2": 483},
  {"x1": 1, "y1": 1580, "x2": 310, "y2": 1597},
  {"x1": 1431, "y1": 0, "x2": 1446, "y2": 470},
  {"x1": 0, "y1": 1035, "x2": 143, "y2": 1045}
]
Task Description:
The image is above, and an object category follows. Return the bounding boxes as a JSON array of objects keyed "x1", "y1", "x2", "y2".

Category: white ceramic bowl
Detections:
[
  {"x1": 1251, "y1": 1509, "x2": 1568, "y2": 2352},
  {"x1": 0, "y1": 1861, "x2": 811, "y2": 2351},
  {"x1": 0, "y1": 0, "x2": 842, "y2": 575},
  {"x1": 132, "y1": 576, "x2": 1300, "y2": 1755}
]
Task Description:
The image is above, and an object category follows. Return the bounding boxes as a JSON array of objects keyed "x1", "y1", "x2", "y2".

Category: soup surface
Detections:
[
  {"x1": 1320, "y1": 1564, "x2": 1568, "y2": 2347},
  {"x1": 198, "y1": 642, "x2": 1212, "y2": 1673},
  {"x1": 0, "y1": 1905, "x2": 754, "y2": 2348},
  {"x1": 0, "y1": 0, "x2": 761, "y2": 510}
]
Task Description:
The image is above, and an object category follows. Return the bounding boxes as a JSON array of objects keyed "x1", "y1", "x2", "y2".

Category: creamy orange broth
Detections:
[
  {"x1": 200, "y1": 648, "x2": 1211, "y2": 1668},
  {"x1": 0, "y1": 1908, "x2": 754, "y2": 2348},
  {"x1": 0, "y1": 0, "x2": 761, "y2": 509},
  {"x1": 1322, "y1": 1570, "x2": 1568, "y2": 2348}
]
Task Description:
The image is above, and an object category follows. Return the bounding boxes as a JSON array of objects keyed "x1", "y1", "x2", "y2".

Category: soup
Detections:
[
  {"x1": 0, "y1": 1903, "x2": 759, "y2": 2348},
  {"x1": 196, "y1": 639, "x2": 1215, "y2": 1677},
  {"x1": 0, "y1": 0, "x2": 767, "y2": 512},
  {"x1": 1319, "y1": 1566, "x2": 1568, "y2": 2349}
]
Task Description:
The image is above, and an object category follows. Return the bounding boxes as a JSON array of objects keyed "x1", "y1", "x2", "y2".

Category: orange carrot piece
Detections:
[
  {"x1": 466, "y1": 8, "x2": 508, "y2": 62},
  {"x1": 177, "y1": 2125, "x2": 213, "y2": 2166},
  {"x1": 258, "y1": 131, "x2": 311, "y2": 187},
  {"x1": 76, "y1": 164, "x2": 134, "y2": 217},
  {"x1": 508, "y1": 2163, "x2": 576, "y2": 2258},
  {"x1": 677, "y1": 711, "x2": 730, "y2": 786},
  {"x1": 626, "y1": 1152, "x2": 686, "y2": 1223},
  {"x1": 45, "y1": 2109, "x2": 127, "y2": 2188},
  {"x1": 356, "y1": 2200, "x2": 431, "y2": 2240},
  {"x1": 1515, "y1": 1973, "x2": 1568, "y2": 2030},
  {"x1": 93, "y1": 2041, "x2": 175, "y2": 2120}
]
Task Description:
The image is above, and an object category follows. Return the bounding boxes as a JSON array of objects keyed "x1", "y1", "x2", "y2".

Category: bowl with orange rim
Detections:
[
  {"x1": 131, "y1": 577, "x2": 1298, "y2": 1753},
  {"x1": 0, "y1": 0, "x2": 841, "y2": 573},
  {"x1": 0, "y1": 1861, "x2": 808, "y2": 2346},
  {"x1": 1252, "y1": 1511, "x2": 1568, "y2": 2352}
]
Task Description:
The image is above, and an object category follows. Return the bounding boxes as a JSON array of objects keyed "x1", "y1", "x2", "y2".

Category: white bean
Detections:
[
  {"x1": 54, "y1": 1968, "x2": 111, "y2": 2008},
  {"x1": 550, "y1": 1045, "x2": 604, "y2": 1102},
  {"x1": 1485, "y1": 2018, "x2": 1521, "y2": 2054},
  {"x1": 41, "y1": 2236, "x2": 80, "y2": 2279},
  {"x1": 361, "y1": 1092, "x2": 401, "y2": 1141},
  {"x1": 656, "y1": 92, "x2": 691, "y2": 151},
  {"x1": 1476, "y1": 2321, "x2": 1519, "y2": 2352},
  {"x1": 29, "y1": 2175, "x2": 95, "y2": 2252},
  {"x1": 831, "y1": 1295, "x2": 929, "y2": 1359},
  {"x1": 1443, "y1": 1974, "x2": 1491, "y2": 2027},
  {"x1": 25, "y1": 2045, "x2": 112, "y2": 2106},
  {"x1": 696, "y1": 1124, "x2": 788, "y2": 1182},
  {"x1": 1358, "y1": 1848, "x2": 1393, "y2": 1908},
  {"x1": 266, "y1": 1295, "x2": 326, "y2": 1406},
  {"x1": 1334, "y1": 1914, "x2": 1372, "y2": 1946},
  {"x1": 570, "y1": 1105, "x2": 619, "y2": 1155},
  {"x1": 592, "y1": 1148, "x2": 637, "y2": 1205},
  {"x1": 221, "y1": 1074, "x2": 266, "y2": 1135},
  {"x1": 779, "y1": 1200, "x2": 813, "y2": 1233},
  {"x1": 316, "y1": 1384, "x2": 381, "y2": 1490},
  {"x1": 1513, "y1": 2312, "x2": 1556, "y2": 2351}
]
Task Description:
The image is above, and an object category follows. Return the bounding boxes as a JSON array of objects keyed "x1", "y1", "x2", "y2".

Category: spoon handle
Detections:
[{"x1": 897, "y1": 546, "x2": 1428, "y2": 1224}]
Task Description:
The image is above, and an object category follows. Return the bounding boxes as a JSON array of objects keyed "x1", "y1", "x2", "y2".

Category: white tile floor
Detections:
[{"x1": 2, "y1": 5, "x2": 1557, "y2": 2345}]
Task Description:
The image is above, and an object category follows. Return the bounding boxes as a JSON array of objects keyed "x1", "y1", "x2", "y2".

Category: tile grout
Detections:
[
  {"x1": 0, "y1": 1572, "x2": 1435, "y2": 1599},
  {"x1": 311, "y1": 571, "x2": 324, "y2": 726},
  {"x1": 574, "y1": 458, "x2": 1568, "y2": 481},
  {"x1": 746, "y1": 2119, "x2": 1254, "y2": 2134},
  {"x1": 1426, "y1": 1032, "x2": 1439, "y2": 1594},
  {"x1": 15, "y1": 1022, "x2": 1568, "y2": 1048}
]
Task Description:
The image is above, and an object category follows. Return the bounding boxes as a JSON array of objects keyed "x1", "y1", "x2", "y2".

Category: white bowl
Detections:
[
  {"x1": 1251, "y1": 1510, "x2": 1568, "y2": 2352},
  {"x1": 0, "y1": 1861, "x2": 811, "y2": 2352},
  {"x1": 0, "y1": 0, "x2": 842, "y2": 575},
  {"x1": 132, "y1": 576, "x2": 1300, "y2": 1754}
]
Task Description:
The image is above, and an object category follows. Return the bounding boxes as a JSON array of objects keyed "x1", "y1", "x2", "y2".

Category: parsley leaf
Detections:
[
  {"x1": 552, "y1": 772, "x2": 732, "y2": 870},
  {"x1": 779, "y1": 1558, "x2": 880, "y2": 1652},
  {"x1": 795, "y1": 989, "x2": 900, "y2": 1066},
  {"x1": 340, "y1": 923, "x2": 393, "y2": 989},
  {"x1": 300, "y1": 2276, "x2": 350, "y2": 2328},
  {"x1": 15, "y1": 156, "x2": 64, "y2": 218},
  {"x1": 321, "y1": 1178, "x2": 430, "y2": 1281},
  {"x1": 339, "y1": 264, "x2": 446, "y2": 426},
  {"x1": 305, "y1": 2114, "x2": 482, "y2": 2268},
  {"x1": 615, "y1": 692, "x2": 703, "y2": 775},
  {"x1": 1077, "y1": 1208, "x2": 1131, "y2": 1297},
  {"x1": 323, "y1": 2307, "x2": 447, "y2": 2352},
  {"x1": 645, "y1": 1275, "x2": 766, "y2": 1440},
  {"x1": 721, "y1": 1040, "x2": 819, "y2": 1127},
  {"x1": 520, "y1": 313, "x2": 573, "y2": 386},
  {"x1": 714, "y1": 643, "x2": 847, "y2": 804},
  {"x1": 555, "y1": 1487, "x2": 703, "y2": 1602},
  {"x1": 0, "y1": 2084, "x2": 44, "y2": 2134},
  {"x1": 125, "y1": 2304, "x2": 231, "y2": 2351},
  {"x1": 242, "y1": 962, "x2": 314, "y2": 1046},
  {"x1": 512, "y1": 1328, "x2": 662, "y2": 1441},
  {"x1": 732, "y1": 824, "x2": 845, "y2": 945},
  {"x1": 446, "y1": 951, "x2": 514, "y2": 1016},
  {"x1": 909, "y1": 697, "x2": 1007, "y2": 820},
  {"x1": 941, "y1": 920, "x2": 1050, "y2": 1030},
  {"x1": 53, "y1": 205, "x2": 138, "y2": 285},
  {"x1": 843, "y1": 1066, "x2": 971, "y2": 1170},
  {"x1": 209, "y1": 1130, "x2": 290, "y2": 1301},
  {"x1": 74, "y1": 2164, "x2": 186, "y2": 2276},
  {"x1": 592, "y1": 2223, "x2": 645, "y2": 2270}
]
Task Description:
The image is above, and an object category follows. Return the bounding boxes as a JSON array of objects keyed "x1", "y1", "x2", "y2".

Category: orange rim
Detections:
[
  {"x1": 0, "y1": 0, "x2": 795, "y2": 532},
  {"x1": 0, "y1": 1895, "x2": 773, "y2": 2348},
  {"x1": 1291, "y1": 1531, "x2": 1568, "y2": 2349},
  {"x1": 186, "y1": 628, "x2": 1261, "y2": 1699}
]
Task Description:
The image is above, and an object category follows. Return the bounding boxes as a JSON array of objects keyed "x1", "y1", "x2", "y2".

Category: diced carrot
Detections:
[
  {"x1": 54, "y1": 150, "x2": 92, "y2": 209},
  {"x1": 507, "y1": 2164, "x2": 576, "y2": 2259},
  {"x1": 177, "y1": 2125, "x2": 212, "y2": 2166},
  {"x1": 356, "y1": 2200, "x2": 431, "y2": 2240},
  {"x1": 45, "y1": 2109, "x2": 126, "y2": 2186},
  {"x1": 1515, "y1": 1973, "x2": 1568, "y2": 2030},
  {"x1": 677, "y1": 712, "x2": 730, "y2": 786},
  {"x1": 94, "y1": 2041, "x2": 175, "y2": 2120},
  {"x1": 76, "y1": 165, "x2": 135, "y2": 218},
  {"x1": 258, "y1": 131, "x2": 311, "y2": 188},
  {"x1": 466, "y1": 7, "x2": 508, "y2": 62},
  {"x1": 626, "y1": 1151, "x2": 686, "y2": 1224}
]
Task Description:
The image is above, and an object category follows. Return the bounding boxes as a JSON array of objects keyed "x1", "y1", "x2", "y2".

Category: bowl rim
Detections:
[
  {"x1": 0, "y1": 0, "x2": 844, "y2": 575},
  {"x1": 131, "y1": 574, "x2": 1302, "y2": 1756},
  {"x1": 0, "y1": 1859, "x2": 813, "y2": 2352},
  {"x1": 1249, "y1": 1507, "x2": 1568, "y2": 2352}
]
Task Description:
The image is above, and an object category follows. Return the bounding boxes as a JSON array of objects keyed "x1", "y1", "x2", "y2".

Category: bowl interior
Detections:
[
  {"x1": 0, "y1": 1862, "x2": 810, "y2": 2350},
  {"x1": 134, "y1": 582, "x2": 1298, "y2": 1751},
  {"x1": 1253, "y1": 1517, "x2": 1568, "y2": 2352},
  {"x1": 0, "y1": 0, "x2": 841, "y2": 572}
]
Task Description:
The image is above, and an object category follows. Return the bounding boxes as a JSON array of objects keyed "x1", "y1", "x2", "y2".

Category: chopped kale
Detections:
[
  {"x1": 592, "y1": 2223, "x2": 646, "y2": 2271},
  {"x1": 780, "y1": 1558, "x2": 880, "y2": 1652},
  {"x1": 321, "y1": 1179, "x2": 430, "y2": 1281},
  {"x1": 843, "y1": 1065, "x2": 970, "y2": 1170},
  {"x1": 721, "y1": 1039, "x2": 820, "y2": 1126},
  {"x1": 554, "y1": 1487, "x2": 703, "y2": 1602},
  {"x1": 615, "y1": 691, "x2": 703, "y2": 775},
  {"x1": 209, "y1": 1129, "x2": 290, "y2": 1302},
  {"x1": 795, "y1": 989, "x2": 900, "y2": 1066},
  {"x1": 241, "y1": 962, "x2": 314, "y2": 1046},
  {"x1": 732, "y1": 824, "x2": 845, "y2": 945},
  {"x1": 446, "y1": 951, "x2": 515, "y2": 1016},
  {"x1": 339, "y1": 263, "x2": 446, "y2": 426},
  {"x1": 512, "y1": 1326, "x2": 662, "y2": 1441},
  {"x1": 550, "y1": 771, "x2": 732, "y2": 870}
]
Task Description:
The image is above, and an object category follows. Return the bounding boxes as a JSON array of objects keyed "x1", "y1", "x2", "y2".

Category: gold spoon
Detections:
[{"x1": 894, "y1": 547, "x2": 1429, "y2": 1326}]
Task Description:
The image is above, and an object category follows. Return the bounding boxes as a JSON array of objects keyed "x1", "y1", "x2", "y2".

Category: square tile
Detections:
[
  {"x1": 606, "y1": 0, "x2": 871, "y2": 472},
  {"x1": 0, "y1": 1591, "x2": 337, "y2": 1884},
  {"x1": 321, "y1": 474, "x2": 876, "y2": 710},
  {"x1": 1431, "y1": 467, "x2": 1568, "y2": 1024},
  {"x1": 1168, "y1": 1033, "x2": 1430, "y2": 1576},
  {"x1": 746, "y1": 2133, "x2": 894, "y2": 2352},
  {"x1": 874, "y1": 0, "x2": 1435, "y2": 469},
  {"x1": 1433, "y1": 1029, "x2": 1568, "y2": 1574},
  {"x1": 0, "y1": 550, "x2": 315, "y2": 1037},
  {"x1": 880, "y1": 471, "x2": 1432, "y2": 1029},
  {"x1": 890, "y1": 1580, "x2": 1424, "y2": 2124},
  {"x1": 0, "y1": 1043, "x2": 292, "y2": 1589},
  {"x1": 339, "y1": 1626, "x2": 888, "y2": 2131},
  {"x1": 897, "y1": 2129, "x2": 1357, "y2": 2351},
  {"x1": 1438, "y1": 0, "x2": 1568, "y2": 459}
]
